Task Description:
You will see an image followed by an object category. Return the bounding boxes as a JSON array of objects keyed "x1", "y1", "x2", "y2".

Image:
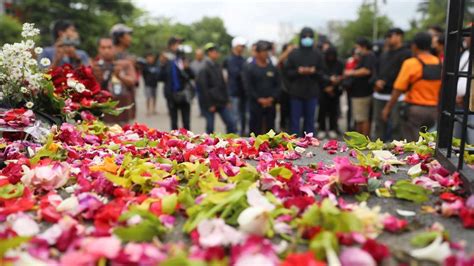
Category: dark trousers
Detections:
[
  {"x1": 279, "y1": 90, "x2": 291, "y2": 132},
  {"x1": 168, "y1": 100, "x2": 191, "y2": 130},
  {"x1": 204, "y1": 106, "x2": 236, "y2": 134},
  {"x1": 403, "y1": 104, "x2": 437, "y2": 142},
  {"x1": 290, "y1": 97, "x2": 318, "y2": 136},
  {"x1": 249, "y1": 101, "x2": 276, "y2": 136},
  {"x1": 318, "y1": 92, "x2": 339, "y2": 131},
  {"x1": 373, "y1": 98, "x2": 402, "y2": 141}
]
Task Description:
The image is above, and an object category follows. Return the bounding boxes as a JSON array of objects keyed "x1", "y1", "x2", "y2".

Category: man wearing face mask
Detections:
[
  {"x1": 284, "y1": 27, "x2": 327, "y2": 136},
  {"x1": 39, "y1": 20, "x2": 89, "y2": 69}
]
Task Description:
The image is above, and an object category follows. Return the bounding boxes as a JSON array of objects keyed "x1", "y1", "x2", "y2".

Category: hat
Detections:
[
  {"x1": 204, "y1": 42, "x2": 218, "y2": 53},
  {"x1": 110, "y1": 24, "x2": 133, "y2": 36},
  {"x1": 386, "y1": 27, "x2": 404, "y2": 37},
  {"x1": 255, "y1": 40, "x2": 272, "y2": 52},
  {"x1": 168, "y1": 36, "x2": 184, "y2": 47},
  {"x1": 232, "y1": 36, "x2": 247, "y2": 47}
]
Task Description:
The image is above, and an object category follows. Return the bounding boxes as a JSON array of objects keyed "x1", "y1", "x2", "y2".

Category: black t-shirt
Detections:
[
  {"x1": 350, "y1": 52, "x2": 376, "y2": 98},
  {"x1": 376, "y1": 47, "x2": 412, "y2": 95}
]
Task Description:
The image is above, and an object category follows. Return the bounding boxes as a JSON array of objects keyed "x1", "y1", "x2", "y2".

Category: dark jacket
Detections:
[
  {"x1": 142, "y1": 63, "x2": 160, "y2": 88},
  {"x1": 244, "y1": 61, "x2": 281, "y2": 101},
  {"x1": 223, "y1": 54, "x2": 246, "y2": 97},
  {"x1": 196, "y1": 58, "x2": 230, "y2": 109},
  {"x1": 376, "y1": 46, "x2": 412, "y2": 95},
  {"x1": 284, "y1": 28, "x2": 327, "y2": 99},
  {"x1": 159, "y1": 57, "x2": 194, "y2": 100}
]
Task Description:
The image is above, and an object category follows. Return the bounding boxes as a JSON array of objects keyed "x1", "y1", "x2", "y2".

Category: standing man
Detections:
[
  {"x1": 110, "y1": 24, "x2": 137, "y2": 121},
  {"x1": 39, "y1": 20, "x2": 89, "y2": 68},
  {"x1": 160, "y1": 37, "x2": 194, "y2": 130},
  {"x1": 344, "y1": 37, "x2": 377, "y2": 136},
  {"x1": 245, "y1": 41, "x2": 281, "y2": 135},
  {"x1": 285, "y1": 27, "x2": 327, "y2": 136},
  {"x1": 223, "y1": 36, "x2": 247, "y2": 135},
  {"x1": 383, "y1": 32, "x2": 442, "y2": 141},
  {"x1": 141, "y1": 52, "x2": 160, "y2": 116},
  {"x1": 91, "y1": 37, "x2": 137, "y2": 125},
  {"x1": 373, "y1": 28, "x2": 411, "y2": 141},
  {"x1": 197, "y1": 43, "x2": 236, "y2": 134},
  {"x1": 318, "y1": 47, "x2": 344, "y2": 139}
]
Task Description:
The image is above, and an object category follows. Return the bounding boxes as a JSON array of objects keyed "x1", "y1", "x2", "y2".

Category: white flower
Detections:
[
  {"x1": 198, "y1": 218, "x2": 243, "y2": 247},
  {"x1": 75, "y1": 82, "x2": 86, "y2": 93},
  {"x1": 28, "y1": 59, "x2": 37, "y2": 66},
  {"x1": 11, "y1": 215, "x2": 39, "y2": 237},
  {"x1": 410, "y1": 236, "x2": 451, "y2": 263},
  {"x1": 34, "y1": 47, "x2": 43, "y2": 54},
  {"x1": 40, "y1": 58, "x2": 50, "y2": 67},
  {"x1": 56, "y1": 196, "x2": 79, "y2": 214},
  {"x1": 237, "y1": 188, "x2": 275, "y2": 235},
  {"x1": 21, "y1": 23, "x2": 40, "y2": 38},
  {"x1": 25, "y1": 101, "x2": 34, "y2": 109},
  {"x1": 235, "y1": 254, "x2": 275, "y2": 266},
  {"x1": 20, "y1": 87, "x2": 28, "y2": 93}
]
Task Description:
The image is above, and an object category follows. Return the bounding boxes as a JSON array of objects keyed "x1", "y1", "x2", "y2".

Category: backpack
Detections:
[{"x1": 415, "y1": 56, "x2": 442, "y2": 81}]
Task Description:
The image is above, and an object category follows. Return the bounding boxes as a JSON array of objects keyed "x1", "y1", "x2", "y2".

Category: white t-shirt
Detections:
[{"x1": 457, "y1": 50, "x2": 470, "y2": 97}]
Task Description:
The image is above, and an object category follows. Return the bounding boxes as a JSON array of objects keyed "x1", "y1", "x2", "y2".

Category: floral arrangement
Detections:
[
  {"x1": 0, "y1": 108, "x2": 35, "y2": 129},
  {"x1": 0, "y1": 120, "x2": 473, "y2": 265},
  {"x1": 0, "y1": 23, "x2": 120, "y2": 122}
]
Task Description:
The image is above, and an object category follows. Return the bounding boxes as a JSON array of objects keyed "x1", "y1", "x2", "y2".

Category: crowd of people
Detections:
[{"x1": 38, "y1": 20, "x2": 473, "y2": 142}]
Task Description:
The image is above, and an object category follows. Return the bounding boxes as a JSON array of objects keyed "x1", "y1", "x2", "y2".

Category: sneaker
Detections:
[
  {"x1": 317, "y1": 131, "x2": 327, "y2": 140},
  {"x1": 328, "y1": 130, "x2": 338, "y2": 139}
]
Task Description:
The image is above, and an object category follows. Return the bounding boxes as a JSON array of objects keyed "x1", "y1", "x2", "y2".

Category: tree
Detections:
[
  {"x1": 334, "y1": 2, "x2": 393, "y2": 55},
  {"x1": 0, "y1": 15, "x2": 23, "y2": 45},
  {"x1": 417, "y1": 0, "x2": 473, "y2": 31},
  {"x1": 13, "y1": 0, "x2": 137, "y2": 55}
]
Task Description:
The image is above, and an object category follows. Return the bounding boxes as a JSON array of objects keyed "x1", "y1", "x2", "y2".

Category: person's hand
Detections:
[
  {"x1": 324, "y1": 86, "x2": 335, "y2": 96},
  {"x1": 298, "y1": 66, "x2": 307, "y2": 74},
  {"x1": 258, "y1": 98, "x2": 267, "y2": 106},
  {"x1": 382, "y1": 105, "x2": 391, "y2": 122},
  {"x1": 91, "y1": 61, "x2": 103, "y2": 80},
  {"x1": 344, "y1": 69, "x2": 354, "y2": 78},
  {"x1": 456, "y1": 96, "x2": 464, "y2": 106},
  {"x1": 307, "y1": 66, "x2": 316, "y2": 74},
  {"x1": 209, "y1": 106, "x2": 216, "y2": 113},
  {"x1": 374, "y1": 80, "x2": 385, "y2": 92}
]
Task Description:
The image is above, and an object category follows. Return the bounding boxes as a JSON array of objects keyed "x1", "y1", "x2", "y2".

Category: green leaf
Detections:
[
  {"x1": 268, "y1": 166, "x2": 293, "y2": 180},
  {"x1": 309, "y1": 231, "x2": 339, "y2": 261},
  {"x1": 344, "y1": 131, "x2": 370, "y2": 150},
  {"x1": 0, "y1": 236, "x2": 31, "y2": 258},
  {"x1": 392, "y1": 180, "x2": 431, "y2": 203},
  {"x1": 160, "y1": 255, "x2": 207, "y2": 266},
  {"x1": 162, "y1": 193, "x2": 178, "y2": 214},
  {"x1": 105, "y1": 172, "x2": 131, "y2": 188},
  {"x1": 355, "y1": 192, "x2": 370, "y2": 202},
  {"x1": 114, "y1": 220, "x2": 159, "y2": 242},
  {"x1": 410, "y1": 231, "x2": 440, "y2": 248},
  {"x1": 367, "y1": 138, "x2": 384, "y2": 150},
  {"x1": 0, "y1": 183, "x2": 24, "y2": 199}
]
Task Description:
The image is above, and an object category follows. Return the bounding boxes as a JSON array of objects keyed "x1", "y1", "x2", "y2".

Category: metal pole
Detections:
[{"x1": 373, "y1": 0, "x2": 378, "y2": 41}]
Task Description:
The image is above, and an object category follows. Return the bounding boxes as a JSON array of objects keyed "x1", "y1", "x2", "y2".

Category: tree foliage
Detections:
[
  {"x1": 0, "y1": 15, "x2": 23, "y2": 45},
  {"x1": 334, "y1": 3, "x2": 393, "y2": 55}
]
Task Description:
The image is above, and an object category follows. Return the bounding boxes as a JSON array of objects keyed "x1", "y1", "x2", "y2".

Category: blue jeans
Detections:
[
  {"x1": 290, "y1": 97, "x2": 318, "y2": 136},
  {"x1": 230, "y1": 96, "x2": 249, "y2": 136},
  {"x1": 204, "y1": 106, "x2": 237, "y2": 134}
]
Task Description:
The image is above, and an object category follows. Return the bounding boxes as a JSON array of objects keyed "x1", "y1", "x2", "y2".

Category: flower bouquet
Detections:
[{"x1": 0, "y1": 23, "x2": 121, "y2": 125}]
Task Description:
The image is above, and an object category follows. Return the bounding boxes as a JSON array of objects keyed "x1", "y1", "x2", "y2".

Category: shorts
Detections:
[
  {"x1": 351, "y1": 96, "x2": 372, "y2": 122},
  {"x1": 145, "y1": 85, "x2": 157, "y2": 98}
]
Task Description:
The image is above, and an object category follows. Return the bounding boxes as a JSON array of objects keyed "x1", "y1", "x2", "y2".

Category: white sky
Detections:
[{"x1": 133, "y1": 0, "x2": 423, "y2": 43}]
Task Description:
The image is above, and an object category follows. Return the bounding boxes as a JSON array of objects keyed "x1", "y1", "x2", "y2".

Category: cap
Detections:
[
  {"x1": 386, "y1": 27, "x2": 404, "y2": 37},
  {"x1": 255, "y1": 40, "x2": 272, "y2": 52},
  {"x1": 168, "y1": 36, "x2": 184, "y2": 47},
  {"x1": 204, "y1": 42, "x2": 218, "y2": 53},
  {"x1": 232, "y1": 36, "x2": 247, "y2": 47},
  {"x1": 110, "y1": 24, "x2": 133, "y2": 36}
]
